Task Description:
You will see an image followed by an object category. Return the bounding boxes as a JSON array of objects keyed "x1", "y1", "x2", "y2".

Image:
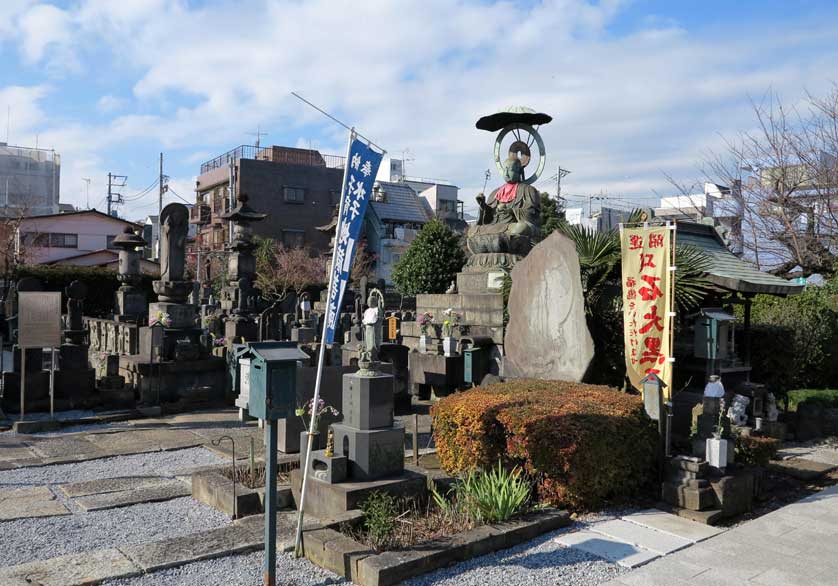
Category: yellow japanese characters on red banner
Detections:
[{"x1": 620, "y1": 226, "x2": 673, "y2": 396}]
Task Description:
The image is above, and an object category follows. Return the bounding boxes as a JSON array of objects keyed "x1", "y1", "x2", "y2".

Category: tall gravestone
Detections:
[{"x1": 56, "y1": 280, "x2": 97, "y2": 408}]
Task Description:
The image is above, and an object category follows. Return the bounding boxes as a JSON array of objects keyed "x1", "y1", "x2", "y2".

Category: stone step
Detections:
[
  {"x1": 621, "y1": 509, "x2": 725, "y2": 543},
  {"x1": 554, "y1": 530, "x2": 660, "y2": 568},
  {"x1": 590, "y1": 519, "x2": 693, "y2": 555}
]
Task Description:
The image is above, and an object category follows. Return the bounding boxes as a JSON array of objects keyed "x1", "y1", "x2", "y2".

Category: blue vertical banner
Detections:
[{"x1": 324, "y1": 133, "x2": 384, "y2": 344}]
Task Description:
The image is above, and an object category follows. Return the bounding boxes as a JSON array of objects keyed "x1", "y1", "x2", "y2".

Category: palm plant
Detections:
[{"x1": 556, "y1": 214, "x2": 713, "y2": 313}]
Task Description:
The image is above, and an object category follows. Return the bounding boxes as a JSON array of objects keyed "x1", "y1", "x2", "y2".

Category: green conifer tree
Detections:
[{"x1": 391, "y1": 219, "x2": 466, "y2": 295}]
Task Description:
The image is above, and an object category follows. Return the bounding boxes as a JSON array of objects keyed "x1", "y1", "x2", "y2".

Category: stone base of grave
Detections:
[
  {"x1": 291, "y1": 326, "x2": 316, "y2": 344},
  {"x1": 148, "y1": 302, "x2": 196, "y2": 329},
  {"x1": 660, "y1": 455, "x2": 755, "y2": 524},
  {"x1": 138, "y1": 325, "x2": 204, "y2": 362},
  {"x1": 329, "y1": 423, "x2": 405, "y2": 482},
  {"x1": 290, "y1": 468, "x2": 426, "y2": 519},
  {"x1": 119, "y1": 355, "x2": 226, "y2": 406},
  {"x1": 115, "y1": 288, "x2": 147, "y2": 319},
  {"x1": 401, "y1": 292, "x2": 504, "y2": 396},
  {"x1": 54, "y1": 368, "x2": 97, "y2": 408},
  {"x1": 97, "y1": 374, "x2": 135, "y2": 409},
  {"x1": 407, "y1": 352, "x2": 464, "y2": 399},
  {"x1": 224, "y1": 318, "x2": 258, "y2": 345},
  {"x1": 1, "y1": 371, "x2": 50, "y2": 413}
]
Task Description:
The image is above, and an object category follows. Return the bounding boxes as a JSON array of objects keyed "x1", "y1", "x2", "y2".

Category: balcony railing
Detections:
[{"x1": 200, "y1": 145, "x2": 346, "y2": 174}]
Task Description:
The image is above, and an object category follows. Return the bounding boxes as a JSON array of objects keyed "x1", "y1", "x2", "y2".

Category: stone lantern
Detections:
[
  {"x1": 111, "y1": 225, "x2": 147, "y2": 321},
  {"x1": 221, "y1": 192, "x2": 266, "y2": 342}
]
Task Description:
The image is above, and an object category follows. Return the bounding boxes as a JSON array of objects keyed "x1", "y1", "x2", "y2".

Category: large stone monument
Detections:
[
  {"x1": 150, "y1": 203, "x2": 195, "y2": 336},
  {"x1": 120, "y1": 202, "x2": 226, "y2": 406},
  {"x1": 220, "y1": 192, "x2": 266, "y2": 343},
  {"x1": 403, "y1": 107, "x2": 553, "y2": 391},
  {"x1": 504, "y1": 231, "x2": 594, "y2": 381}
]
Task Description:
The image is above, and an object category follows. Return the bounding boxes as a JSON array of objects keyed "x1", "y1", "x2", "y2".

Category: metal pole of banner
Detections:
[
  {"x1": 294, "y1": 129, "x2": 356, "y2": 559},
  {"x1": 20, "y1": 349, "x2": 25, "y2": 421},
  {"x1": 49, "y1": 347, "x2": 55, "y2": 419}
]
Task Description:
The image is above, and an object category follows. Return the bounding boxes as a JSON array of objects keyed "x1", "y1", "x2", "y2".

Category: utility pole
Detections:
[
  {"x1": 157, "y1": 153, "x2": 169, "y2": 259},
  {"x1": 107, "y1": 173, "x2": 127, "y2": 217}
]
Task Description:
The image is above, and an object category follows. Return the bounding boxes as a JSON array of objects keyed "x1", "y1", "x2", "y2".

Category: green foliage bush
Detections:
[
  {"x1": 432, "y1": 379, "x2": 658, "y2": 510},
  {"x1": 745, "y1": 275, "x2": 838, "y2": 392},
  {"x1": 16, "y1": 264, "x2": 155, "y2": 318},
  {"x1": 735, "y1": 435, "x2": 780, "y2": 467},
  {"x1": 430, "y1": 462, "x2": 531, "y2": 524},
  {"x1": 361, "y1": 491, "x2": 399, "y2": 552},
  {"x1": 391, "y1": 220, "x2": 466, "y2": 295},
  {"x1": 787, "y1": 389, "x2": 838, "y2": 411}
]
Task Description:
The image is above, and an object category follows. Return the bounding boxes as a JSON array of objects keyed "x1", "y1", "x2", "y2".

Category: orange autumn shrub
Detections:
[{"x1": 432, "y1": 379, "x2": 658, "y2": 509}]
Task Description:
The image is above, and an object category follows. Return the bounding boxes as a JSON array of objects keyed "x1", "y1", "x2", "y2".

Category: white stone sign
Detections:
[{"x1": 18, "y1": 292, "x2": 62, "y2": 348}]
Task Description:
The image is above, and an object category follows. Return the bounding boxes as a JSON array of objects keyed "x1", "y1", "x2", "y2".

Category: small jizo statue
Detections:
[
  {"x1": 362, "y1": 288, "x2": 384, "y2": 363},
  {"x1": 324, "y1": 428, "x2": 335, "y2": 458}
]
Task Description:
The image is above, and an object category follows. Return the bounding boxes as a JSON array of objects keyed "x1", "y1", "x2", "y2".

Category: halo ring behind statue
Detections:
[{"x1": 493, "y1": 123, "x2": 546, "y2": 185}]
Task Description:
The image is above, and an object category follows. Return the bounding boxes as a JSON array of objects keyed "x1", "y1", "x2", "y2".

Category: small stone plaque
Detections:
[
  {"x1": 487, "y1": 271, "x2": 505, "y2": 290},
  {"x1": 18, "y1": 292, "x2": 62, "y2": 348}
]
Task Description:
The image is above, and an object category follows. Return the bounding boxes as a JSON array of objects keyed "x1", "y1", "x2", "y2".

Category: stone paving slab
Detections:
[
  {"x1": 592, "y1": 519, "x2": 693, "y2": 555},
  {"x1": 120, "y1": 521, "x2": 263, "y2": 572},
  {"x1": 615, "y1": 484, "x2": 838, "y2": 584},
  {"x1": 622, "y1": 509, "x2": 724, "y2": 543},
  {"x1": 0, "y1": 441, "x2": 39, "y2": 462},
  {"x1": 554, "y1": 530, "x2": 660, "y2": 568},
  {"x1": 0, "y1": 486, "x2": 70, "y2": 520},
  {"x1": 28, "y1": 436, "x2": 106, "y2": 460},
  {"x1": 769, "y1": 456, "x2": 837, "y2": 480},
  {"x1": 0, "y1": 547, "x2": 140, "y2": 586},
  {"x1": 59, "y1": 475, "x2": 172, "y2": 498},
  {"x1": 73, "y1": 479, "x2": 191, "y2": 511}
]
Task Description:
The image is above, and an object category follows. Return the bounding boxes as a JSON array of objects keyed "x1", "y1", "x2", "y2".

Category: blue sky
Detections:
[{"x1": 2, "y1": 0, "x2": 838, "y2": 219}]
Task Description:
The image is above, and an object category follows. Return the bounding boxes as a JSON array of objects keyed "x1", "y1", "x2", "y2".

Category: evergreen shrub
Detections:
[{"x1": 432, "y1": 379, "x2": 658, "y2": 509}]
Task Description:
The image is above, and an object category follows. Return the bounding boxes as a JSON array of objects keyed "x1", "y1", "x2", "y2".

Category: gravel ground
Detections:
[
  {"x1": 403, "y1": 524, "x2": 626, "y2": 586},
  {"x1": 102, "y1": 550, "x2": 345, "y2": 586},
  {"x1": 99, "y1": 517, "x2": 626, "y2": 586},
  {"x1": 0, "y1": 446, "x2": 225, "y2": 487},
  {"x1": 0, "y1": 496, "x2": 231, "y2": 567}
]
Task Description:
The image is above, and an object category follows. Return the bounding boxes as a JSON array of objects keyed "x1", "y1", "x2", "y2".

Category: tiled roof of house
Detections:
[
  {"x1": 369, "y1": 181, "x2": 430, "y2": 224},
  {"x1": 676, "y1": 222, "x2": 804, "y2": 296}
]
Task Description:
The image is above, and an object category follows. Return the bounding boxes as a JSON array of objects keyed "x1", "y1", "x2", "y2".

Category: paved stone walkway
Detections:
[
  {"x1": 603, "y1": 485, "x2": 838, "y2": 585},
  {"x1": 555, "y1": 510, "x2": 724, "y2": 569}
]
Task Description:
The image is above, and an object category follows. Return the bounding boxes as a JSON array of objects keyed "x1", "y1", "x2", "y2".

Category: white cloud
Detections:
[
  {"x1": 0, "y1": 85, "x2": 49, "y2": 143},
  {"x1": 7, "y1": 0, "x2": 838, "y2": 215},
  {"x1": 17, "y1": 3, "x2": 74, "y2": 65},
  {"x1": 96, "y1": 95, "x2": 125, "y2": 113}
]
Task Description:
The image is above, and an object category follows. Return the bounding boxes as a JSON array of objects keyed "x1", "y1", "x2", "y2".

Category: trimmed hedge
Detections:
[
  {"x1": 735, "y1": 435, "x2": 780, "y2": 468},
  {"x1": 15, "y1": 265, "x2": 155, "y2": 318},
  {"x1": 432, "y1": 379, "x2": 658, "y2": 509}
]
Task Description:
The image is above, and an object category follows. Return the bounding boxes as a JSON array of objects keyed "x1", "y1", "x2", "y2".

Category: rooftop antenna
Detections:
[{"x1": 249, "y1": 125, "x2": 267, "y2": 149}]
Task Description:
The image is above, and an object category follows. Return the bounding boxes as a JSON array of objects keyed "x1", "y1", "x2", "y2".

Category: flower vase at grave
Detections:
[
  {"x1": 706, "y1": 436, "x2": 728, "y2": 470},
  {"x1": 443, "y1": 337, "x2": 457, "y2": 357},
  {"x1": 419, "y1": 335, "x2": 433, "y2": 354}
]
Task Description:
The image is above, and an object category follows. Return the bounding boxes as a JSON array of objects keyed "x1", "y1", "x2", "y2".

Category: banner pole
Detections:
[{"x1": 294, "y1": 128, "x2": 356, "y2": 558}]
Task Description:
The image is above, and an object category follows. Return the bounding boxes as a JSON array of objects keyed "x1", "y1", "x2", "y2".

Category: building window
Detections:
[
  {"x1": 106, "y1": 235, "x2": 119, "y2": 249},
  {"x1": 49, "y1": 233, "x2": 78, "y2": 248},
  {"x1": 283, "y1": 187, "x2": 306, "y2": 204},
  {"x1": 282, "y1": 229, "x2": 305, "y2": 248},
  {"x1": 438, "y1": 199, "x2": 457, "y2": 213}
]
